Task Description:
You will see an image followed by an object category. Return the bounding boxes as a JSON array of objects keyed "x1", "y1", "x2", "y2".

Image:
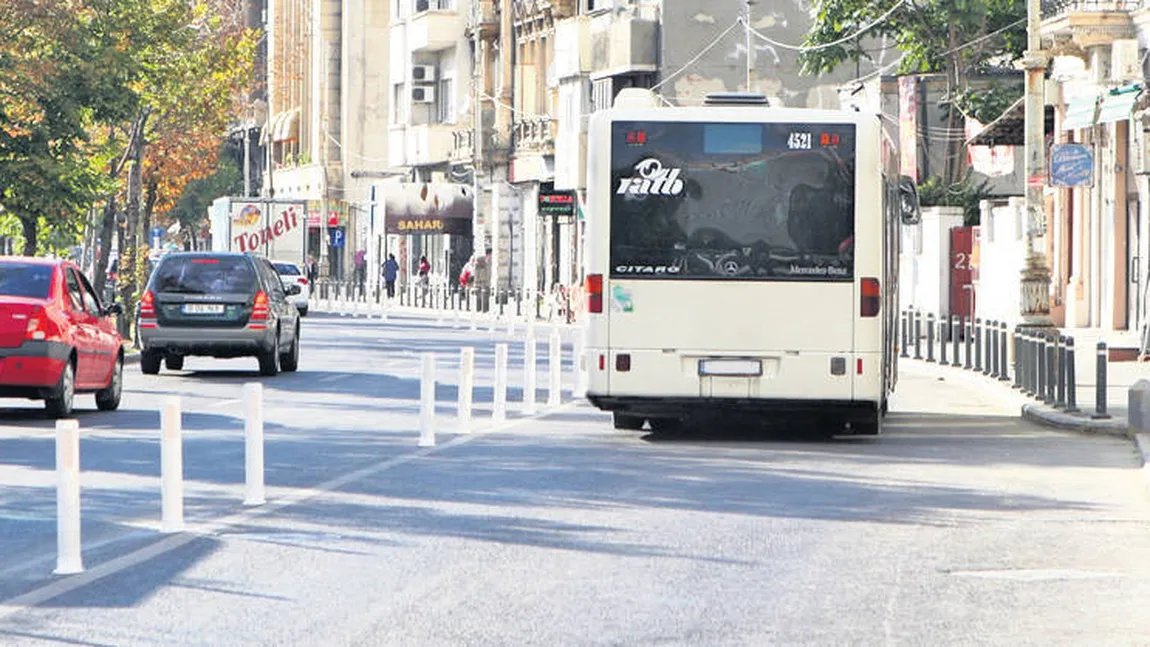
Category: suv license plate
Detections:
[{"x1": 183, "y1": 303, "x2": 225, "y2": 315}]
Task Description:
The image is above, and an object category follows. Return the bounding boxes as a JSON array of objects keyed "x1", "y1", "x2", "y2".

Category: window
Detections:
[
  {"x1": 0, "y1": 263, "x2": 53, "y2": 298},
  {"x1": 436, "y1": 77, "x2": 454, "y2": 124},
  {"x1": 64, "y1": 269, "x2": 85, "y2": 312},
  {"x1": 592, "y1": 78, "x2": 612, "y2": 112},
  {"x1": 609, "y1": 121, "x2": 857, "y2": 282},
  {"x1": 152, "y1": 256, "x2": 258, "y2": 294},
  {"x1": 393, "y1": 84, "x2": 405, "y2": 124},
  {"x1": 74, "y1": 270, "x2": 103, "y2": 317}
]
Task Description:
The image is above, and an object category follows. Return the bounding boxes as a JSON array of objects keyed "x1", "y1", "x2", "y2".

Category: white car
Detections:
[{"x1": 272, "y1": 261, "x2": 310, "y2": 316}]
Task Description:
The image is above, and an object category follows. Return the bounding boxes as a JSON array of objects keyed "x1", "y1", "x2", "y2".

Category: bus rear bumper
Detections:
[{"x1": 587, "y1": 394, "x2": 880, "y2": 424}]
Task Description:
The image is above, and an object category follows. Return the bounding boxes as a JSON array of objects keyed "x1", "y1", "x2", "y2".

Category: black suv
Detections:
[{"x1": 137, "y1": 253, "x2": 301, "y2": 376}]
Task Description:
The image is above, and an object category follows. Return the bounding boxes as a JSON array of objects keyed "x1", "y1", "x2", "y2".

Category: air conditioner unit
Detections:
[
  {"x1": 412, "y1": 85, "x2": 436, "y2": 103},
  {"x1": 1112, "y1": 39, "x2": 1140, "y2": 82},
  {"x1": 412, "y1": 65, "x2": 436, "y2": 83}
]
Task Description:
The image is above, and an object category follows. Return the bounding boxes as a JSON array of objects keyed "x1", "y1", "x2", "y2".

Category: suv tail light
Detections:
[
  {"x1": 25, "y1": 306, "x2": 50, "y2": 341},
  {"x1": 861, "y1": 278, "x2": 881, "y2": 318},
  {"x1": 297, "y1": 277, "x2": 309, "y2": 286},
  {"x1": 139, "y1": 290, "x2": 157, "y2": 328},
  {"x1": 587, "y1": 274, "x2": 603, "y2": 314},
  {"x1": 249, "y1": 290, "x2": 270, "y2": 329}
]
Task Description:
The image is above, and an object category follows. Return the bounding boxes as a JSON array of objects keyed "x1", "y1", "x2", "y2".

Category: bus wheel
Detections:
[
  {"x1": 850, "y1": 415, "x2": 882, "y2": 436},
  {"x1": 649, "y1": 418, "x2": 686, "y2": 436},
  {"x1": 613, "y1": 413, "x2": 646, "y2": 431}
]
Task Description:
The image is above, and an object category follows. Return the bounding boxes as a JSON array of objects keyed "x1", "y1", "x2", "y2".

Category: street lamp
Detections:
[{"x1": 1020, "y1": 0, "x2": 1055, "y2": 328}]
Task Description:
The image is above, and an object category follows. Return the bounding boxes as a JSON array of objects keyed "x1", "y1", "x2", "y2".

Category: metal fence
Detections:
[{"x1": 900, "y1": 309, "x2": 1112, "y2": 419}]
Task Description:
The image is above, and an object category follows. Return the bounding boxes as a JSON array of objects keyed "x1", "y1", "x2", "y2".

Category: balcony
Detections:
[
  {"x1": 1040, "y1": 0, "x2": 1135, "y2": 48},
  {"x1": 548, "y1": 0, "x2": 578, "y2": 20},
  {"x1": 451, "y1": 128, "x2": 473, "y2": 164},
  {"x1": 590, "y1": 13, "x2": 658, "y2": 80},
  {"x1": 466, "y1": 0, "x2": 498, "y2": 39},
  {"x1": 554, "y1": 16, "x2": 592, "y2": 80},
  {"x1": 409, "y1": 0, "x2": 463, "y2": 52},
  {"x1": 512, "y1": 115, "x2": 555, "y2": 154},
  {"x1": 406, "y1": 124, "x2": 455, "y2": 166}
]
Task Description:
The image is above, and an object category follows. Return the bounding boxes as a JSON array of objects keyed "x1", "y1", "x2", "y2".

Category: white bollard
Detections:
[
  {"x1": 574, "y1": 332, "x2": 588, "y2": 396},
  {"x1": 457, "y1": 347, "x2": 474, "y2": 433},
  {"x1": 523, "y1": 334, "x2": 537, "y2": 415},
  {"x1": 548, "y1": 328, "x2": 562, "y2": 407},
  {"x1": 243, "y1": 383, "x2": 266, "y2": 506},
  {"x1": 493, "y1": 343, "x2": 508, "y2": 422},
  {"x1": 160, "y1": 396, "x2": 185, "y2": 533},
  {"x1": 419, "y1": 353, "x2": 437, "y2": 446},
  {"x1": 54, "y1": 419, "x2": 83, "y2": 575}
]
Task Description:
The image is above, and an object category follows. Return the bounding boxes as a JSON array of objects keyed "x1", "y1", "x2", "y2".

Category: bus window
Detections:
[{"x1": 609, "y1": 121, "x2": 856, "y2": 281}]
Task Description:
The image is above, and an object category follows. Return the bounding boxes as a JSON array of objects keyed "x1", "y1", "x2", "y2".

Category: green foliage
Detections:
[
  {"x1": 799, "y1": 0, "x2": 1026, "y2": 78},
  {"x1": 171, "y1": 147, "x2": 242, "y2": 236},
  {"x1": 917, "y1": 171, "x2": 992, "y2": 226},
  {"x1": 945, "y1": 82, "x2": 1022, "y2": 124}
]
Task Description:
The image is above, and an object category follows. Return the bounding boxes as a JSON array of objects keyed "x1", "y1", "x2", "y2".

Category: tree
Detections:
[
  {"x1": 0, "y1": 0, "x2": 146, "y2": 254},
  {"x1": 799, "y1": 0, "x2": 1026, "y2": 183}
]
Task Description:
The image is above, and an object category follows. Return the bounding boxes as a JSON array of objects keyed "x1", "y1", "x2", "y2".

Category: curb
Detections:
[
  {"x1": 123, "y1": 351, "x2": 140, "y2": 365},
  {"x1": 1020, "y1": 403, "x2": 1129, "y2": 439},
  {"x1": 1136, "y1": 434, "x2": 1150, "y2": 496}
]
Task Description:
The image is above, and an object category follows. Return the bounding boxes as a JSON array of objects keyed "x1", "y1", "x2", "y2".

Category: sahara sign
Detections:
[{"x1": 228, "y1": 201, "x2": 306, "y2": 260}]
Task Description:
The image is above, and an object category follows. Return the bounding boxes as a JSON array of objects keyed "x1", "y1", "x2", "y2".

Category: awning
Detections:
[
  {"x1": 1097, "y1": 85, "x2": 1142, "y2": 124},
  {"x1": 1062, "y1": 95, "x2": 1099, "y2": 130},
  {"x1": 383, "y1": 182, "x2": 474, "y2": 235},
  {"x1": 964, "y1": 97, "x2": 1054, "y2": 147},
  {"x1": 267, "y1": 108, "x2": 300, "y2": 143}
]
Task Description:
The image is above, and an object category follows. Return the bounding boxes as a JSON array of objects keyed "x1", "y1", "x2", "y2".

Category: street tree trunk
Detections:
[
  {"x1": 92, "y1": 195, "x2": 117, "y2": 296},
  {"x1": 18, "y1": 215, "x2": 37, "y2": 256},
  {"x1": 118, "y1": 110, "x2": 150, "y2": 341},
  {"x1": 93, "y1": 117, "x2": 148, "y2": 298}
]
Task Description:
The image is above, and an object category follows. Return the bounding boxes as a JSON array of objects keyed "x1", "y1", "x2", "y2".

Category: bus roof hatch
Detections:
[{"x1": 703, "y1": 92, "x2": 771, "y2": 106}]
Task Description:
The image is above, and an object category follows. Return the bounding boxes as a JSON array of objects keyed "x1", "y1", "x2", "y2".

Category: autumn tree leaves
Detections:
[{"x1": 0, "y1": 0, "x2": 256, "y2": 271}]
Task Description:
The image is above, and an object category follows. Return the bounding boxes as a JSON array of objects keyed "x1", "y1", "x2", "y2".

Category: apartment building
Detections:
[
  {"x1": 259, "y1": 0, "x2": 859, "y2": 295},
  {"x1": 1034, "y1": 1, "x2": 1149, "y2": 342},
  {"x1": 263, "y1": 0, "x2": 391, "y2": 281},
  {"x1": 384, "y1": 0, "x2": 477, "y2": 287}
]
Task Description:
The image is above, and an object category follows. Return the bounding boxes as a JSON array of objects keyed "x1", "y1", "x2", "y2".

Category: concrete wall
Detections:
[
  {"x1": 973, "y1": 198, "x2": 1026, "y2": 328},
  {"x1": 898, "y1": 206, "x2": 965, "y2": 317}
]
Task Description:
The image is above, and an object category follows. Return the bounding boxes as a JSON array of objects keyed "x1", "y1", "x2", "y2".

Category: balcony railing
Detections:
[
  {"x1": 1041, "y1": 0, "x2": 1136, "y2": 20},
  {"x1": 451, "y1": 128, "x2": 474, "y2": 161},
  {"x1": 512, "y1": 115, "x2": 555, "y2": 152}
]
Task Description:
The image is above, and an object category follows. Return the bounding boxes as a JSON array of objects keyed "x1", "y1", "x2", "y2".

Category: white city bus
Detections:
[{"x1": 581, "y1": 90, "x2": 920, "y2": 436}]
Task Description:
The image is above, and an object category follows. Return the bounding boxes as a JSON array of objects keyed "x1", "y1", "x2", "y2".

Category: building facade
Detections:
[
  {"x1": 261, "y1": 0, "x2": 871, "y2": 301},
  {"x1": 1039, "y1": 1, "x2": 1148, "y2": 347}
]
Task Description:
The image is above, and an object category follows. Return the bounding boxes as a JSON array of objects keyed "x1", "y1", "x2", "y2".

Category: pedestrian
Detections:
[
  {"x1": 473, "y1": 248, "x2": 492, "y2": 313},
  {"x1": 354, "y1": 249, "x2": 367, "y2": 297},
  {"x1": 418, "y1": 255, "x2": 430, "y2": 285},
  {"x1": 382, "y1": 253, "x2": 399, "y2": 299},
  {"x1": 305, "y1": 254, "x2": 318, "y2": 284}
]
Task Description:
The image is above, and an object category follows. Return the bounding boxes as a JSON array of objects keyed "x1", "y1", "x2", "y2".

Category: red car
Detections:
[{"x1": 0, "y1": 257, "x2": 124, "y2": 418}]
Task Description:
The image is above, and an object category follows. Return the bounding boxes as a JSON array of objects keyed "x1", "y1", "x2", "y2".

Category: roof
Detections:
[
  {"x1": 965, "y1": 98, "x2": 1055, "y2": 147},
  {"x1": 0, "y1": 255, "x2": 67, "y2": 267}
]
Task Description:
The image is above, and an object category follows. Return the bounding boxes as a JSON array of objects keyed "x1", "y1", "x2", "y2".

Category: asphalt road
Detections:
[{"x1": 1, "y1": 313, "x2": 1149, "y2": 646}]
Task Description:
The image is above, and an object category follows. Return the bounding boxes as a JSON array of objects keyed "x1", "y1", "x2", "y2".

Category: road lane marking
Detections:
[{"x1": 0, "y1": 402, "x2": 575, "y2": 620}]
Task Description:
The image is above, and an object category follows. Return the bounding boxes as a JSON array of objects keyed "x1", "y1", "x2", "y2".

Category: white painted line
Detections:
[{"x1": 0, "y1": 401, "x2": 575, "y2": 620}]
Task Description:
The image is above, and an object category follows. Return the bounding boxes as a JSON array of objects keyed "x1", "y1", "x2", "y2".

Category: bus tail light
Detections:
[
  {"x1": 860, "y1": 278, "x2": 881, "y2": 317},
  {"x1": 587, "y1": 274, "x2": 603, "y2": 314}
]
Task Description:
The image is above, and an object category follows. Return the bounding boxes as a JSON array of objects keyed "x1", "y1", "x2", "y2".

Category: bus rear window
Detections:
[{"x1": 609, "y1": 121, "x2": 856, "y2": 281}]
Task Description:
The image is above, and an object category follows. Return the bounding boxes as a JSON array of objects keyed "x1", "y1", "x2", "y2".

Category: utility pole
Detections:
[
  {"x1": 1021, "y1": 0, "x2": 1054, "y2": 327},
  {"x1": 744, "y1": 0, "x2": 754, "y2": 91}
]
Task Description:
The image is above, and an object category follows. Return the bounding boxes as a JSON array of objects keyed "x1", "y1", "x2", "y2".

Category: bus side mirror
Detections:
[{"x1": 898, "y1": 176, "x2": 921, "y2": 226}]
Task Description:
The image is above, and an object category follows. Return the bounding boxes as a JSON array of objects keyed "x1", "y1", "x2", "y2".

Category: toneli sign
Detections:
[{"x1": 228, "y1": 201, "x2": 307, "y2": 261}]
